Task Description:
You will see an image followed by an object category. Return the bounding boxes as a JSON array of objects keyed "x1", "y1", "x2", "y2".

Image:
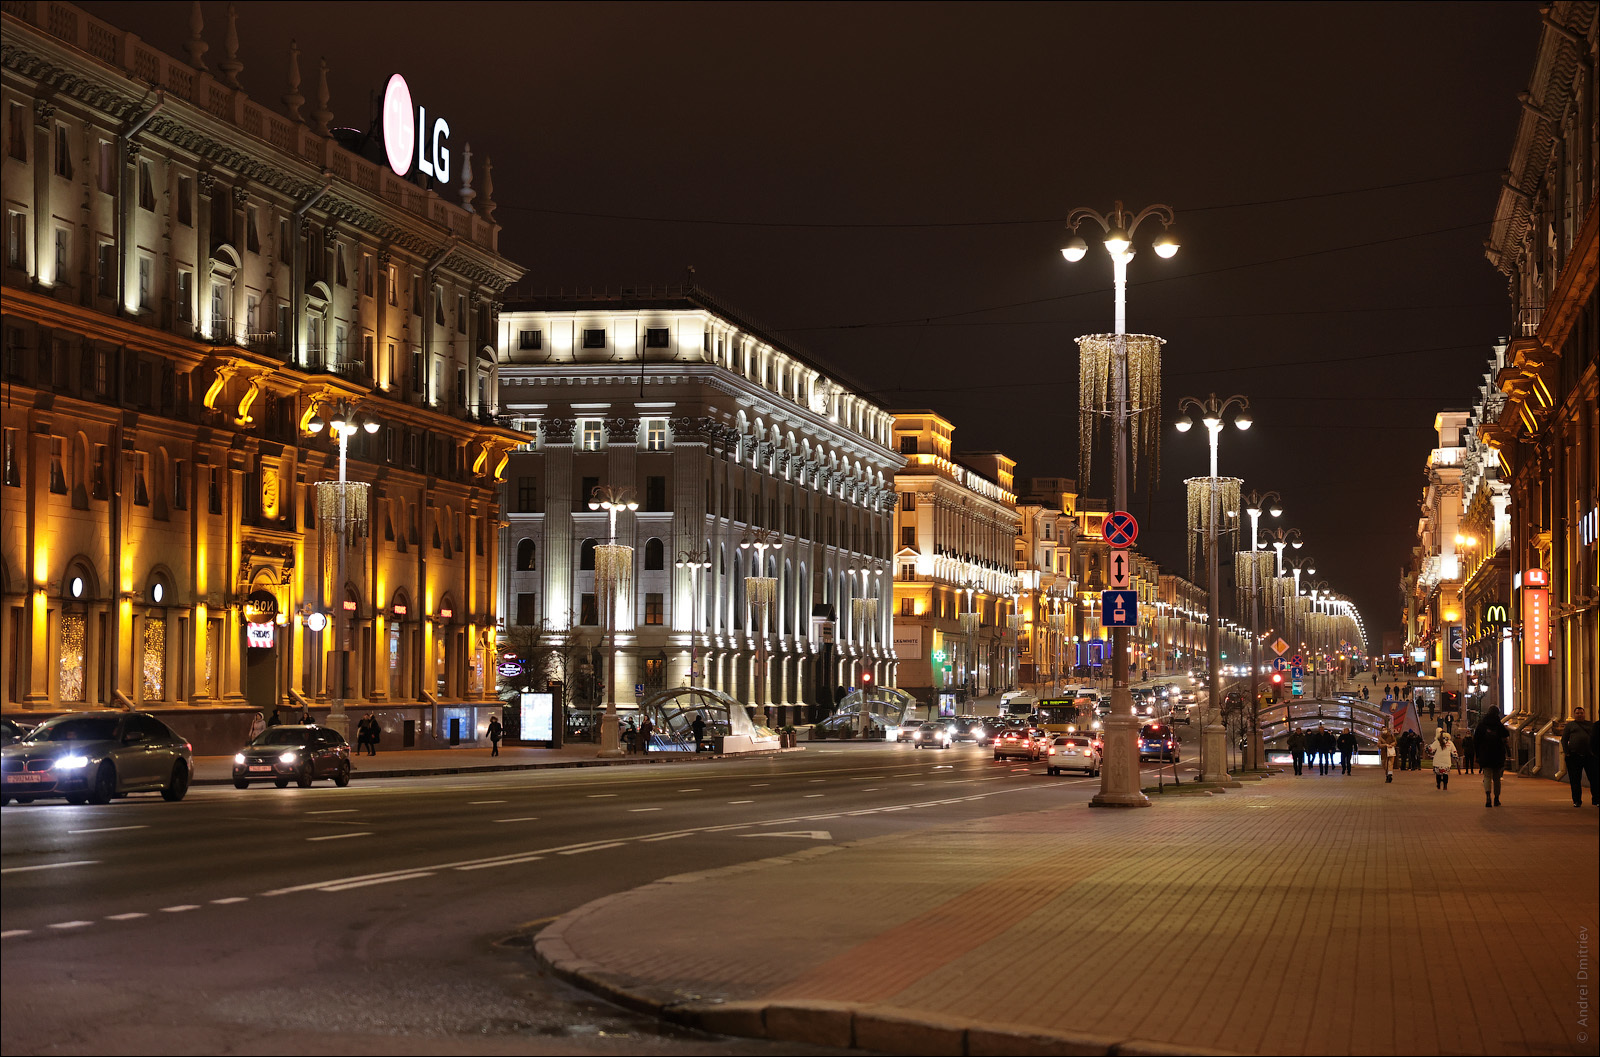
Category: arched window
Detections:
[
  {"x1": 580, "y1": 538, "x2": 596, "y2": 571},
  {"x1": 644, "y1": 537, "x2": 664, "y2": 570},
  {"x1": 516, "y1": 538, "x2": 536, "y2": 571}
]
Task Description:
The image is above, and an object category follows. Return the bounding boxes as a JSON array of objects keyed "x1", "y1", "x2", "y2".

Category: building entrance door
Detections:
[{"x1": 245, "y1": 642, "x2": 276, "y2": 708}]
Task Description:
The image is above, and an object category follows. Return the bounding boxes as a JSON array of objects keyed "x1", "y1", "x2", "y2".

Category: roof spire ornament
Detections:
[
  {"x1": 282, "y1": 39, "x2": 305, "y2": 123},
  {"x1": 480, "y1": 155, "x2": 497, "y2": 222},
  {"x1": 311, "y1": 57, "x2": 333, "y2": 135},
  {"x1": 458, "y1": 142, "x2": 476, "y2": 212},
  {"x1": 185, "y1": 0, "x2": 209, "y2": 70},
  {"x1": 218, "y1": 4, "x2": 244, "y2": 89}
]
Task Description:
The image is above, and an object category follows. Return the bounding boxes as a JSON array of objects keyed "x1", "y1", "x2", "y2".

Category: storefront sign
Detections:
[
  {"x1": 1447, "y1": 625, "x2": 1463, "y2": 661},
  {"x1": 520, "y1": 692, "x2": 554, "y2": 742},
  {"x1": 497, "y1": 661, "x2": 524, "y2": 677},
  {"x1": 382, "y1": 74, "x2": 452, "y2": 182},
  {"x1": 1522, "y1": 586, "x2": 1548, "y2": 664},
  {"x1": 246, "y1": 622, "x2": 275, "y2": 648},
  {"x1": 892, "y1": 628, "x2": 922, "y2": 659}
]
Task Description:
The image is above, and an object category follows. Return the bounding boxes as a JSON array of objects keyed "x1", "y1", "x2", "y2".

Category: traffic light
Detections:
[
  {"x1": 861, "y1": 671, "x2": 873, "y2": 686},
  {"x1": 1269, "y1": 670, "x2": 1285, "y2": 703}
]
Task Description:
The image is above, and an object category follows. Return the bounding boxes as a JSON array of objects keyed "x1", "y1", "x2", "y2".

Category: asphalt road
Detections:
[{"x1": 1, "y1": 734, "x2": 1200, "y2": 1056}]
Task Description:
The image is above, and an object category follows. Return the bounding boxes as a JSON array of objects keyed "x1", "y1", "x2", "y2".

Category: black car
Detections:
[
  {"x1": 233, "y1": 725, "x2": 352, "y2": 788},
  {"x1": 2, "y1": 711, "x2": 193, "y2": 805}
]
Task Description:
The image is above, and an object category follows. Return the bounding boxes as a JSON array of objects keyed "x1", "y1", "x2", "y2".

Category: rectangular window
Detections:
[
  {"x1": 336, "y1": 324, "x2": 348, "y2": 362},
  {"x1": 516, "y1": 593, "x2": 538, "y2": 626},
  {"x1": 208, "y1": 467, "x2": 221, "y2": 514},
  {"x1": 900, "y1": 563, "x2": 916, "y2": 581},
  {"x1": 8, "y1": 103, "x2": 27, "y2": 160},
  {"x1": 580, "y1": 420, "x2": 603, "y2": 452},
  {"x1": 900, "y1": 526, "x2": 916, "y2": 548},
  {"x1": 579, "y1": 593, "x2": 598, "y2": 626},
  {"x1": 645, "y1": 593, "x2": 664, "y2": 626},
  {"x1": 54, "y1": 123, "x2": 73, "y2": 178},
  {"x1": 177, "y1": 270, "x2": 193, "y2": 322},
  {"x1": 136, "y1": 257, "x2": 153, "y2": 309},
  {"x1": 582, "y1": 328, "x2": 606, "y2": 349},
  {"x1": 901, "y1": 597, "x2": 913, "y2": 616},
  {"x1": 279, "y1": 218, "x2": 292, "y2": 263},
  {"x1": 518, "y1": 329, "x2": 542, "y2": 350},
  {"x1": 48, "y1": 437, "x2": 66, "y2": 494},
  {"x1": 172, "y1": 459, "x2": 187, "y2": 509},
  {"x1": 899, "y1": 436, "x2": 917, "y2": 455},
  {"x1": 645, "y1": 327, "x2": 669, "y2": 348},
  {"x1": 645, "y1": 475, "x2": 667, "y2": 512},
  {"x1": 434, "y1": 285, "x2": 445, "y2": 326},
  {"x1": 901, "y1": 491, "x2": 915, "y2": 511},
  {"x1": 644, "y1": 418, "x2": 668, "y2": 451},
  {"x1": 412, "y1": 276, "x2": 422, "y2": 316},
  {"x1": 517, "y1": 476, "x2": 538, "y2": 513},
  {"x1": 456, "y1": 366, "x2": 467, "y2": 406},
  {"x1": 6, "y1": 211, "x2": 26, "y2": 269},
  {"x1": 1, "y1": 428, "x2": 20, "y2": 487},
  {"x1": 362, "y1": 254, "x2": 374, "y2": 297},
  {"x1": 138, "y1": 161, "x2": 155, "y2": 211},
  {"x1": 177, "y1": 176, "x2": 193, "y2": 226},
  {"x1": 361, "y1": 334, "x2": 374, "y2": 372},
  {"x1": 95, "y1": 350, "x2": 108, "y2": 395},
  {"x1": 411, "y1": 347, "x2": 423, "y2": 392},
  {"x1": 387, "y1": 264, "x2": 398, "y2": 306},
  {"x1": 92, "y1": 444, "x2": 109, "y2": 499},
  {"x1": 456, "y1": 294, "x2": 467, "y2": 333},
  {"x1": 98, "y1": 140, "x2": 114, "y2": 193},
  {"x1": 336, "y1": 245, "x2": 348, "y2": 286},
  {"x1": 242, "y1": 206, "x2": 258, "y2": 253},
  {"x1": 133, "y1": 452, "x2": 149, "y2": 506},
  {"x1": 53, "y1": 227, "x2": 69, "y2": 281}
]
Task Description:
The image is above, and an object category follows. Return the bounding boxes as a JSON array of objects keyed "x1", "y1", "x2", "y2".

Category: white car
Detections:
[{"x1": 1045, "y1": 735, "x2": 1101, "y2": 776}]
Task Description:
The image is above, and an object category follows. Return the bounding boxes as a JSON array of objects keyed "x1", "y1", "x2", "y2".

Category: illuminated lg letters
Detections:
[{"x1": 383, "y1": 74, "x2": 451, "y2": 183}]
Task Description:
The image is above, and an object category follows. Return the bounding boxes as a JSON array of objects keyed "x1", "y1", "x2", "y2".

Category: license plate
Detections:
[
  {"x1": 1065, "y1": 749, "x2": 1080, "y2": 755},
  {"x1": 247, "y1": 765, "x2": 272, "y2": 772},
  {"x1": 8, "y1": 772, "x2": 50, "y2": 783}
]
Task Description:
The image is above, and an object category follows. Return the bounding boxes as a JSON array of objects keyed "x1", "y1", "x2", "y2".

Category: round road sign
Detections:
[{"x1": 1105, "y1": 511, "x2": 1139, "y2": 547}]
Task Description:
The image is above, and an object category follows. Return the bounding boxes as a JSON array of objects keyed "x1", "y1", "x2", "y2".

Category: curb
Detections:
[
  {"x1": 533, "y1": 842, "x2": 1239, "y2": 1057},
  {"x1": 192, "y1": 745, "x2": 804, "y2": 786}
]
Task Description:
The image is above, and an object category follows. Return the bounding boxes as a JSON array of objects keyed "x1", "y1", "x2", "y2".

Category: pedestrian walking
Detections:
[
  {"x1": 1475, "y1": 709, "x2": 1510, "y2": 807},
  {"x1": 1378, "y1": 722, "x2": 1397, "y2": 782},
  {"x1": 1459, "y1": 729, "x2": 1476, "y2": 774},
  {"x1": 1315, "y1": 725, "x2": 1331, "y2": 776},
  {"x1": 1429, "y1": 729, "x2": 1457, "y2": 790},
  {"x1": 1288, "y1": 727, "x2": 1307, "y2": 776},
  {"x1": 690, "y1": 714, "x2": 707, "y2": 753},
  {"x1": 266, "y1": 706, "x2": 283, "y2": 727},
  {"x1": 1338, "y1": 728, "x2": 1356, "y2": 775},
  {"x1": 638, "y1": 714, "x2": 653, "y2": 756},
  {"x1": 365, "y1": 714, "x2": 380, "y2": 756},
  {"x1": 1560, "y1": 706, "x2": 1596, "y2": 807},
  {"x1": 623, "y1": 718, "x2": 637, "y2": 754},
  {"x1": 248, "y1": 710, "x2": 266, "y2": 741},
  {"x1": 487, "y1": 715, "x2": 503, "y2": 757}
]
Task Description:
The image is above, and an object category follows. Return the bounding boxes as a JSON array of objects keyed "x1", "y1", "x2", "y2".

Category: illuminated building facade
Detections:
[
  {"x1": 1403, "y1": 411, "x2": 1470, "y2": 704},
  {"x1": 496, "y1": 287, "x2": 900, "y2": 725},
  {"x1": 1458, "y1": 345, "x2": 1515, "y2": 716},
  {"x1": 1012, "y1": 489, "x2": 1076, "y2": 695},
  {"x1": 890, "y1": 412, "x2": 1019, "y2": 706},
  {"x1": 1478, "y1": 0, "x2": 1597, "y2": 748},
  {"x1": 1, "y1": 3, "x2": 523, "y2": 747}
]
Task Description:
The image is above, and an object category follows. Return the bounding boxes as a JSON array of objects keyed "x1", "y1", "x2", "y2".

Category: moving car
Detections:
[
  {"x1": 896, "y1": 720, "x2": 926, "y2": 743},
  {"x1": 1, "y1": 711, "x2": 193, "y2": 805},
  {"x1": 992, "y1": 727, "x2": 1046, "y2": 761},
  {"x1": 912, "y1": 721, "x2": 954, "y2": 749},
  {"x1": 1138, "y1": 722, "x2": 1180, "y2": 762},
  {"x1": 1045, "y1": 735, "x2": 1101, "y2": 776},
  {"x1": 951, "y1": 717, "x2": 992, "y2": 745},
  {"x1": 233, "y1": 725, "x2": 352, "y2": 788}
]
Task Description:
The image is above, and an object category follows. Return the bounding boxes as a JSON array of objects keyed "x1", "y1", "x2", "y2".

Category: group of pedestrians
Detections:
[
  {"x1": 622, "y1": 715, "x2": 655, "y2": 754},
  {"x1": 354, "y1": 714, "x2": 381, "y2": 756},
  {"x1": 1285, "y1": 726, "x2": 1356, "y2": 776}
]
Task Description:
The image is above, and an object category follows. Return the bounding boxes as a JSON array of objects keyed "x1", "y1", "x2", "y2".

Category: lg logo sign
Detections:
[{"x1": 382, "y1": 74, "x2": 452, "y2": 183}]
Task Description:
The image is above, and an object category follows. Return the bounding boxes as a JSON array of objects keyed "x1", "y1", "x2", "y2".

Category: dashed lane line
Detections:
[
  {"x1": 66, "y1": 825, "x2": 148, "y2": 835},
  {"x1": 210, "y1": 897, "x2": 248, "y2": 905},
  {"x1": 559, "y1": 843, "x2": 624, "y2": 855},
  {"x1": 586, "y1": 794, "x2": 618, "y2": 798},
  {"x1": 629, "y1": 807, "x2": 661, "y2": 812},
  {"x1": 322, "y1": 872, "x2": 435, "y2": 891},
  {"x1": 728, "y1": 800, "x2": 754, "y2": 804},
  {"x1": 306, "y1": 809, "x2": 359, "y2": 815},
  {"x1": 804, "y1": 794, "x2": 825, "y2": 798},
  {"x1": 47, "y1": 921, "x2": 93, "y2": 930},
  {"x1": 306, "y1": 832, "x2": 373, "y2": 842},
  {"x1": 161, "y1": 905, "x2": 201, "y2": 913},
  {"x1": 0, "y1": 860, "x2": 99, "y2": 875},
  {"x1": 469, "y1": 800, "x2": 507, "y2": 805},
  {"x1": 1, "y1": 929, "x2": 31, "y2": 939},
  {"x1": 105, "y1": 913, "x2": 146, "y2": 921},
  {"x1": 493, "y1": 817, "x2": 540, "y2": 823}
]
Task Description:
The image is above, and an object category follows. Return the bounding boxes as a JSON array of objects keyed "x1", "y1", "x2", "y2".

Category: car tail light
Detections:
[{"x1": 1048, "y1": 747, "x2": 1057, "y2": 755}]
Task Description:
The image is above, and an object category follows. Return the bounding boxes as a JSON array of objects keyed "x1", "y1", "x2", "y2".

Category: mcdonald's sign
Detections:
[{"x1": 1482, "y1": 604, "x2": 1509, "y2": 629}]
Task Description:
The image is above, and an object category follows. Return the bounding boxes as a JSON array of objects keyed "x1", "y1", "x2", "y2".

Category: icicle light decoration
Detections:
[
  {"x1": 1184, "y1": 476, "x2": 1241, "y2": 582},
  {"x1": 1048, "y1": 613, "x2": 1068, "y2": 633},
  {"x1": 1076, "y1": 333, "x2": 1165, "y2": 492},
  {"x1": 316, "y1": 480, "x2": 370, "y2": 597},
  {"x1": 745, "y1": 575, "x2": 777, "y2": 623},
  {"x1": 959, "y1": 612, "x2": 980, "y2": 638},
  {"x1": 1267, "y1": 577, "x2": 1297, "y2": 630},
  {"x1": 851, "y1": 596, "x2": 879, "y2": 625},
  {"x1": 594, "y1": 543, "x2": 634, "y2": 608},
  {"x1": 1234, "y1": 551, "x2": 1274, "y2": 618},
  {"x1": 1008, "y1": 614, "x2": 1026, "y2": 631}
]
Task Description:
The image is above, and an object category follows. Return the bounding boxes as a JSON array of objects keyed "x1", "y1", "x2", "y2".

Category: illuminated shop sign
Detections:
[
  {"x1": 382, "y1": 74, "x2": 452, "y2": 182},
  {"x1": 1523, "y1": 584, "x2": 1548, "y2": 665}
]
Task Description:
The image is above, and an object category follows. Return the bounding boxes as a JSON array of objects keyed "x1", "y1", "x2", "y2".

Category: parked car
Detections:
[
  {"x1": 2, "y1": 711, "x2": 193, "y2": 805},
  {"x1": 233, "y1": 725, "x2": 352, "y2": 788},
  {"x1": 912, "y1": 721, "x2": 954, "y2": 749},
  {"x1": 1045, "y1": 735, "x2": 1101, "y2": 776},
  {"x1": 992, "y1": 727, "x2": 1046, "y2": 761}
]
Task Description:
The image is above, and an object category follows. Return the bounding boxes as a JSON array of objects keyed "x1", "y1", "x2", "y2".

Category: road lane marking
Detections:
[
  {"x1": 677, "y1": 788, "x2": 702, "y2": 792},
  {"x1": 749, "y1": 783, "x2": 770, "y2": 788},
  {"x1": 640, "y1": 833, "x2": 690, "y2": 842},
  {"x1": 469, "y1": 800, "x2": 507, "y2": 805},
  {"x1": 558, "y1": 843, "x2": 623, "y2": 855},
  {"x1": 586, "y1": 793, "x2": 618, "y2": 798},
  {"x1": 161, "y1": 905, "x2": 200, "y2": 913},
  {"x1": 456, "y1": 855, "x2": 545, "y2": 871},
  {"x1": 105, "y1": 913, "x2": 147, "y2": 921},
  {"x1": 493, "y1": 816, "x2": 540, "y2": 823},
  {"x1": 323, "y1": 872, "x2": 435, "y2": 891},
  {"x1": 861, "y1": 787, "x2": 878, "y2": 791},
  {"x1": 306, "y1": 832, "x2": 372, "y2": 842},
  {"x1": 809, "y1": 779, "x2": 827, "y2": 783},
  {"x1": 1, "y1": 929, "x2": 31, "y2": 938},
  {"x1": 727, "y1": 799, "x2": 754, "y2": 804},
  {"x1": 628, "y1": 807, "x2": 661, "y2": 812},
  {"x1": 48, "y1": 921, "x2": 94, "y2": 930},
  {"x1": 804, "y1": 794, "x2": 825, "y2": 798},
  {"x1": 210, "y1": 897, "x2": 248, "y2": 905},
  {"x1": 1, "y1": 860, "x2": 99, "y2": 875},
  {"x1": 67, "y1": 825, "x2": 148, "y2": 834},
  {"x1": 307, "y1": 809, "x2": 358, "y2": 815}
]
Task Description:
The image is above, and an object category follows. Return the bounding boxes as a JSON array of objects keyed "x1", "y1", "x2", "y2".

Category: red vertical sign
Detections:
[{"x1": 1523, "y1": 586, "x2": 1549, "y2": 664}]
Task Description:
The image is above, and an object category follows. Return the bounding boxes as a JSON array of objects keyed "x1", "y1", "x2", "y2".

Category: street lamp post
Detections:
[
  {"x1": 306, "y1": 402, "x2": 380, "y2": 741},
  {"x1": 1063, "y1": 201, "x2": 1178, "y2": 809},
  {"x1": 1240, "y1": 490, "x2": 1282, "y2": 770},
  {"x1": 588, "y1": 485, "x2": 638, "y2": 758},
  {"x1": 675, "y1": 548, "x2": 711, "y2": 687},
  {"x1": 740, "y1": 529, "x2": 781, "y2": 725},
  {"x1": 1176, "y1": 393, "x2": 1250, "y2": 784}
]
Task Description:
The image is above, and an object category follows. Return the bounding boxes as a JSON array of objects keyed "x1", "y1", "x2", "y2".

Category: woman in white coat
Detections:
[{"x1": 1429, "y1": 729, "x2": 1457, "y2": 790}]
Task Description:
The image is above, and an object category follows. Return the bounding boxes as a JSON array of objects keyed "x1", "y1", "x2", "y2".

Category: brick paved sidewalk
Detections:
[{"x1": 539, "y1": 766, "x2": 1598, "y2": 1056}]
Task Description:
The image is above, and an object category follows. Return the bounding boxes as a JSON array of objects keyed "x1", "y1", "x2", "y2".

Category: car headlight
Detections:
[
  {"x1": 279, "y1": 751, "x2": 298, "y2": 764},
  {"x1": 234, "y1": 753, "x2": 247, "y2": 765},
  {"x1": 56, "y1": 754, "x2": 90, "y2": 769}
]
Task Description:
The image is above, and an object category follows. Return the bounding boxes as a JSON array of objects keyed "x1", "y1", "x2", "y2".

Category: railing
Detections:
[{"x1": 1514, "y1": 303, "x2": 1543, "y2": 338}]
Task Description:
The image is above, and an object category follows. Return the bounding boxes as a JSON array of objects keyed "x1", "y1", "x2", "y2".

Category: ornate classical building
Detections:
[
  {"x1": 1458, "y1": 345, "x2": 1515, "y2": 717},
  {"x1": 1478, "y1": 0, "x2": 1597, "y2": 755},
  {"x1": 496, "y1": 286, "x2": 900, "y2": 725},
  {"x1": 890, "y1": 412, "x2": 1019, "y2": 708},
  {"x1": 1, "y1": 3, "x2": 523, "y2": 749},
  {"x1": 1403, "y1": 411, "x2": 1471, "y2": 706}
]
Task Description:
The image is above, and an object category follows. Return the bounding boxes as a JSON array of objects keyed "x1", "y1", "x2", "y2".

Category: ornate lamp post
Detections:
[
  {"x1": 1175, "y1": 393, "x2": 1250, "y2": 784},
  {"x1": 588, "y1": 485, "x2": 637, "y2": 757},
  {"x1": 1238, "y1": 489, "x2": 1282, "y2": 769},
  {"x1": 675, "y1": 548, "x2": 711, "y2": 686},
  {"x1": 1259, "y1": 523, "x2": 1304, "y2": 655},
  {"x1": 306, "y1": 401, "x2": 380, "y2": 739},
  {"x1": 1063, "y1": 200, "x2": 1178, "y2": 808},
  {"x1": 740, "y1": 528, "x2": 781, "y2": 723}
]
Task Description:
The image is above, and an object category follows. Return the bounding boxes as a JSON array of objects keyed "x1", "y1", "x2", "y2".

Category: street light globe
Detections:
[
  {"x1": 587, "y1": 501, "x2": 600, "y2": 511},
  {"x1": 625, "y1": 501, "x2": 639, "y2": 511},
  {"x1": 1103, "y1": 226, "x2": 1131, "y2": 255},
  {"x1": 1234, "y1": 411, "x2": 1252, "y2": 430},
  {"x1": 363, "y1": 418, "x2": 381, "y2": 434},
  {"x1": 1269, "y1": 505, "x2": 1283, "y2": 518},
  {"x1": 1060, "y1": 234, "x2": 1088, "y2": 262},
  {"x1": 1152, "y1": 226, "x2": 1179, "y2": 258},
  {"x1": 1174, "y1": 415, "x2": 1194, "y2": 433},
  {"x1": 307, "y1": 415, "x2": 325, "y2": 433}
]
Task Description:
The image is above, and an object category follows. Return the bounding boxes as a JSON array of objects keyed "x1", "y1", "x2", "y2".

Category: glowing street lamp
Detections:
[
  {"x1": 675, "y1": 548, "x2": 712, "y2": 686},
  {"x1": 588, "y1": 485, "x2": 638, "y2": 758}
]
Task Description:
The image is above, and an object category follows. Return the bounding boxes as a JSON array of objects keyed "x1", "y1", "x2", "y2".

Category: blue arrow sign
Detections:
[
  {"x1": 1100, "y1": 590, "x2": 1139, "y2": 627},
  {"x1": 1291, "y1": 665, "x2": 1304, "y2": 680}
]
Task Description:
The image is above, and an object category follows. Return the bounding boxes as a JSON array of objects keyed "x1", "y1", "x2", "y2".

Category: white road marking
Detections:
[
  {"x1": 749, "y1": 783, "x2": 770, "y2": 788},
  {"x1": 804, "y1": 794, "x2": 825, "y2": 798},
  {"x1": 727, "y1": 799, "x2": 754, "y2": 804},
  {"x1": 628, "y1": 807, "x2": 661, "y2": 812},
  {"x1": 307, "y1": 809, "x2": 358, "y2": 815},
  {"x1": 849, "y1": 776, "x2": 884, "y2": 781},
  {"x1": 677, "y1": 788, "x2": 702, "y2": 792},
  {"x1": 66, "y1": 825, "x2": 148, "y2": 834},
  {"x1": 322, "y1": 872, "x2": 435, "y2": 891},
  {"x1": 861, "y1": 787, "x2": 878, "y2": 791},
  {"x1": 1, "y1": 929, "x2": 32, "y2": 939},
  {"x1": 741, "y1": 830, "x2": 832, "y2": 840},
  {"x1": 48, "y1": 920, "x2": 94, "y2": 930},
  {"x1": 493, "y1": 816, "x2": 540, "y2": 823},
  {"x1": 456, "y1": 855, "x2": 544, "y2": 871},
  {"x1": 639, "y1": 832, "x2": 689, "y2": 842},
  {"x1": 586, "y1": 793, "x2": 618, "y2": 798},
  {"x1": 161, "y1": 905, "x2": 200, "y2": 913},
  {"x1": 809, "y1": 779, "x2": 827, "y2": 783},
  {"x1": 1, "y1": 860, "x2": 99, "y2": 875},
  {"x1": 105, "y1": 912, "x2": 147, "y2": 921},
  {"x1": 469, "y1": 800, "x2": 507, "y2": 805},
  {"x1": 558, "y1": 843, "x2": 623, "y2": 855},
  {"x1": 306, "y1": 832, "x2": 372, "y2": 842},
  {"x1": 210, "y1": 897, "x2": 248, "y2": 905}
]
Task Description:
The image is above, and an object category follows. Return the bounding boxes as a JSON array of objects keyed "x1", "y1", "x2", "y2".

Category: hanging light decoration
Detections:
[
  {"x1": 1076, "y1": 333, "x2": 1165, "y2": 492},
  {"x1": 1234, "y1": 550, "x2": 1274, "y2": 618},
  {"x1": 594, "y1": 542, "x2": 634, "y2": 605},
  {"x1": 316, "y1": 479, "x2": 370, "y2": 596},
  {"x1": 1183, "y1": 475, "x2": 1240, "y2": 582}
]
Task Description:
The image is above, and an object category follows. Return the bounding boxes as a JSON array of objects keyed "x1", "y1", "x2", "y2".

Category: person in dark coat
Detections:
[
  {"x1": 1560, "y1": 706, "x2": 1595, "y2": 807},
  {"x1": 1475, "y1": 709, "x2": 1511, "y2": 807},
  {"x1": 690, "y1": 714, "x2": 707, "y2": 753},
  {"x1": 1337, "y1": 728, "x2": 1357, "y2": 775},
  {"x1": 1458, "y1": 729, "x2": 1476, "y2": 774},
  {"x1": 1287, "y1": 728, "x2": 1307, "y2": 776},
  {"x1": 637, "y1": 715, "x2": 653, "y2": 756},
  {"x1": 1313, "y1": 725, "x2": 1330, "y2": 776},
  {"x1": 266, "y1": 706, "x2": 283, "y2": 727},
  {"x1": 487, "y1": 715, "x2": 503, "y2": 757}
]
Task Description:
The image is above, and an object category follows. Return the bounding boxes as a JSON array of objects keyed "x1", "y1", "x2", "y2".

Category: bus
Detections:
[{"x1": 1034, "y1": 699, "x2": 1085, "y2": 734}]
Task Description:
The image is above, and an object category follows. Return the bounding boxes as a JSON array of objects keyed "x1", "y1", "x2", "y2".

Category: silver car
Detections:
[{"x1": 1, "y1": 711, "x2": 194, "y2": 806}]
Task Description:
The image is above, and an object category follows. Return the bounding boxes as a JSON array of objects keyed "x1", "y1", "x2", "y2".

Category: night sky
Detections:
[{"x1": 82, "y1": 1, "x2": 1541, "y2": 643}]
